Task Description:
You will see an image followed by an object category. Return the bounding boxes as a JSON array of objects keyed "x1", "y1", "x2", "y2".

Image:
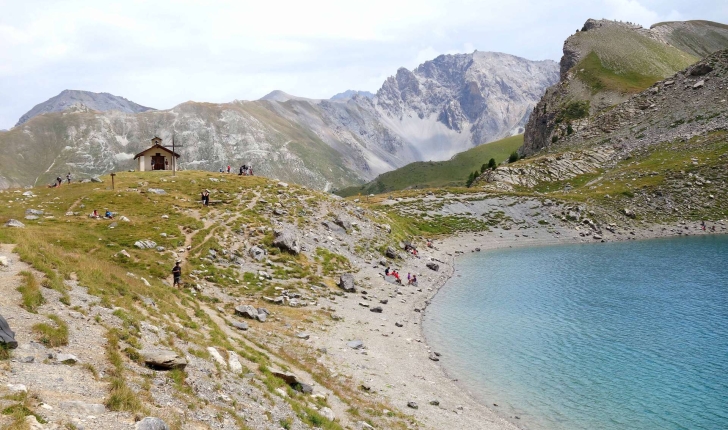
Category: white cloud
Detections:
[{"x1": 0, "y1": 0, "x2": 726, "y2": 129}]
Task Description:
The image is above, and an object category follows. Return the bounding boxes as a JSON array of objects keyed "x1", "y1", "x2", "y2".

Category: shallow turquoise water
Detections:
[{"x1": 423, "y1": 235, "x2": 728, "y2": 430}]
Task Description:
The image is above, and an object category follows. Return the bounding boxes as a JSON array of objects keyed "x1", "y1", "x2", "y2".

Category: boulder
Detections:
[
  {"x1": 256, "y1": 312, "x2": 267, "y2": 322},
  {"x1": 141, "y1": 349, "x2": 187, "y2": 370},
  {"x1": 426, "y1": 262, "x2": 440, "y2": 272},
  {"x1": 693, "y1": 80, "x2": 705, "y2": 89},
  {"x1": 370, "y1": 306, "x2": 383, "y2": 313},
  {"x1": 147, "y1": 188, "x2": 166, "y2": 195},
  {"x1": 5, "y1": 219, "x2": 25, "y2": 228},
  {"x1": 21, "y1": 191, "x2": 35, "y2": 197},
  {"x1": 235, "y1": 304, "x2": 259, "y2": 319},
  {"x1": 270, "y1": 367, "x2": 312, "y2": 393},
  {"x1": 690, "y1": 63, "x2": 713, "y2": 76},
  {"x1": 136, "y1": 417, "x2": 170, "y2": 430},
  {"x1": 0, "y1": 256, "x2": 8, "y2": 267},
  {"x1": 272, "y1": 228, "x2": 300, "y2": 254},
  {"x1": 90, "y1": 176, "x2": 103, "y2": 183},
  {"x1": 339, "y1": 273, "x2": 356, "y2": 292},
  {"x1": 25, "y1": 209, "x2": 44, "y2": 216},
  {"x1": 334, "y1": 216, "x2": 352, "y2": 231},
  {"x1": 134, "y1": 240, "x2": 157, "y2": 249},
  {"x1": 249, "y1": 245, "x2": 267, "y2": 261},
  {"x1": 385, "y1": 247, "x2": 398, "y2": 259},
  {"x1": 407, "y1": 401, "x2": 419, "y2": 409},
  {"x1": 24, "y1": 215, "x2": 38, "y2": 220},
  {"x1": 232, "y1": 321, "x2": 249, "y2": 331},
  {"x1": 0, "y1": 314, "x2": 18, "y2": 349},
  {"x1": 228, "y1": 352, "x2": 243, "y2": 373},
  {"x1": 59, "y1": 400, "x2": 106, "y2": 415},
  {"x1": 623, "y1": 208, "x2": 636, "y2": 219},
  {"x1": 428, "y1": 352, "x2": 440, "y2": 361}
]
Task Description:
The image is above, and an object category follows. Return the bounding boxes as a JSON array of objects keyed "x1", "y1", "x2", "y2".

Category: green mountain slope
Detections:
[
  {"x1": 523, "y1": 18, "x2": 728, "y2": 156},
  {"x1": 335, "y1": 134, "x2": 523, "y2": 196}
]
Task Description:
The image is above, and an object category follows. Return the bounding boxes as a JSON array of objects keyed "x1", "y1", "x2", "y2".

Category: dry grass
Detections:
[
  {"x1": 32, "y1": 314, "x2": 68, "y2": 347},
  {"x1": 17, "y1": 271, "x2": 44, "y2": 313}
]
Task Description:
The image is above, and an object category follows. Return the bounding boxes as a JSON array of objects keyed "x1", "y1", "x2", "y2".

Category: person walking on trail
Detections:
[
  {"x1": 172, "y1": 261, "x2": 182, "y2": 287},
  {"x1": 66, "y1": 172, "x2": 71, "y2": 184}
]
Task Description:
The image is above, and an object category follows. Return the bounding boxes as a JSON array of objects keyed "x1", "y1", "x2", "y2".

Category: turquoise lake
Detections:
[{"x1": 423, "y1": 235, "x2": 728, "y2": 430}]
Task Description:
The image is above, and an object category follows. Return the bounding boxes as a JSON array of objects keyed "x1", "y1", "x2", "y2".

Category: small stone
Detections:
[
  {"x1": 56, "y1": 353, "x2": 79, "y2": 364},
  {"x1": 430, "y1": 400, "x2": 440, "y2": 406},
  {"x1": 395, "y1": 322, "x2": 403, "y2": 327},
  {"x1": 426, "y1": 262, "x2": 439, "y2": 272},
  {"x1": 407, "y1": 401, "x2": 418, "y2": 409},
  {"x1": 370, "y1": 306, "x2": 383, "y2": 313},
  {"x1": 296, "y1": 332, "x2": 310, "y2": 340},
  {"x1": 347, "y1": 340, "x2": 364, "y2": 349}
]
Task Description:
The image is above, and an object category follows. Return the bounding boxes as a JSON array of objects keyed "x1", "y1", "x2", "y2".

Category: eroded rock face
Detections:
[{"x1": 141, "y1": 349, "x2": 187, "y2": 370}]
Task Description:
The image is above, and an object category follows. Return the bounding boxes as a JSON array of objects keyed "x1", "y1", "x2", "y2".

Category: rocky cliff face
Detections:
[
  {"x1": 521, "y1": 19, "x2": 728, "y2": 157},
  {"x1": 0, "y1": 51, "x2": 558, "y2": 190},
  {"x1": 15, "y1": 89, "x2": 154, "y2": 127}
]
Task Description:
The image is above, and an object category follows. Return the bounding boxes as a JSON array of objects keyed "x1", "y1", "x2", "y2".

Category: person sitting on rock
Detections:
[
  {"x1": 104, "y1": 209, "x2": 113, "y2": 219},
  {"x1": 90, "y1": 210, "x2": 99, "y2": 219},
  {"x1": 411, "y1": 275, "x2": 417, "y2": 285},
  {"x1": 385, "y1": 267, "x2": 390, "y2": 276}
]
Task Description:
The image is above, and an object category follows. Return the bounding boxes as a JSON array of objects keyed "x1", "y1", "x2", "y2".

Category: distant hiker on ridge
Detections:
[{"x1": 66, "y1": 172, "x2": 71, "y2": 184}]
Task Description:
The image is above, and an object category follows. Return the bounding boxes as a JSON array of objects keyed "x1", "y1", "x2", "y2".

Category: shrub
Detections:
[
  {"x1": 552, "y1": 135, "x2": 559, "y2": 144},
  {"x1": 508, "y1": 151, "x2": 519, "y2": 163},
  {"x1": 559, "y1": 100, "x2": 590, "y2": 121},
  {"x1": 567, "y1": 124, "x2": 574, "y2": 135}
]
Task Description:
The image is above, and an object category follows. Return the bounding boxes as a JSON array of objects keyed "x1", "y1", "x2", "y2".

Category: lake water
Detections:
[{"x1": 423, "y1": 235, "x2": 728, "y2": 430}]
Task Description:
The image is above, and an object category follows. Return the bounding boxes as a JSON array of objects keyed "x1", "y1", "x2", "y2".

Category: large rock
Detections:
[
  {"x1": 141, "y1": 349, "x2": 187, "y2": 370},
  {"x1": 385, "y1": 247, "x2": 398, "y2": 259},
  {"x1": 25, "y1": 209, "x2": 44, "y2": 216},
  {"x1": 147, "y1": 188, "x2": 166, "y2": 195},
  {"x1": 136, "y1": 417, "x2": 170, "y2": 430},
  {"x1": 0, "y1": 314, "x2": 18, "y2": 349},
  {"x1": 248, "y1": 245, "x2": 267, "y2": 261},
  {"x1": 5, "y1": 219, "x2": 25, "y2": 228},
  {"x1": 270, "y1": 367, "x2": 313, "y2": 393},
  {"x1": 232, "y1": 321, "x2": 249, "y2": 330},
  {"x1": 320, "y1": 407, "x2": 335, "y2": 421},
  {"x1": 134, "y1": 240, "x2": 157, "y2": 249},
  {"x1": 56, "y1": 353, "x2": 79, "y2": 364},
  {"x1": 347, "y1": 340, "x2": 364, "y2": 349},
  {"x1": 339, "y1": 273, "x2": 356, "y2": 292},
  {"x1": 272, "y1": 228, "x2": 300, "y2": 254},
  {"x1": 59, "y1": 400, "x2": 106, "y2": 415},
  {"x1": 90, "y1": 176, "x2": 103, "y2": 183},
  {"x1": 426, "y1": 262, "x2": 440, "y2": 272},
  {"x1": 235, "y1": 304, "x2": 266, "y2": 322},
  {"x1": 334, "y1": 215, "x2": 352, "y2": 231}
]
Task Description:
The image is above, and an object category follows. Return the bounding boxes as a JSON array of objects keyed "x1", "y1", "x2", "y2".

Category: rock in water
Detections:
[
  {"x1": 339, "y1": 273, "x2": 356, "y2": 292},
  {"x1": 5, "y1": 219, "x2": 25, "y2": 228},
  {"x1": 426, "y1": 262, "x2": 440, "y2": 272},
  {"x1": 0, "y1": 314, "x2": 18, "y2": 349},
  {"x1": 141, "y1": 349, "x2": 187, "y2": 370},
  {"x1": 136, "y1": 417, "x2": 170, "y2": 430},
  {"x1": 272, "y1": 228, "x2": 300, "y2": 254}
]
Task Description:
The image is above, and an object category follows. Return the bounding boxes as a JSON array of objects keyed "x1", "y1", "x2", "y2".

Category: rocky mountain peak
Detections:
[{"x1": 15, "y1": 89, "x2": 154, "y2": 127}]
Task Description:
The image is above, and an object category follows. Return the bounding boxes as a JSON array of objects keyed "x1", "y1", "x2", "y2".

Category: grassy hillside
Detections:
[
  {"x1": 570, "y1": 23, "x2": 698, "y2": 95},
  {"x1": 652, "y1": 20, "x2": 728, "y2": 58},
  {"x1": 336, "y1": 134, "x2": 523, "y2": 196}
]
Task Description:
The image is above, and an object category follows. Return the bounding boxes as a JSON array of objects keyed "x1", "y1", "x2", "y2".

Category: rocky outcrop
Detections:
[{"x1": 272, "y1": 228, "x2": 300, "y2": 254}]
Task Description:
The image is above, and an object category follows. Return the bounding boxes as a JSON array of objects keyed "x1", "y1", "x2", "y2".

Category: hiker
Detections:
[
  {"x1": 203, "y1": 189, "x2": 210, "y2": 206},
  {"x1": 227, "y1": 165, "x2": 231, "y2": 173},
  {"x1": 411, "y1": 274, "x2": 417, "y2": 285},
  {"x1": 407, "y1": 272, "x2": 411, "y2": 283},
  {"x1": 385, "y1": 267, "x2": 390, "y2": 276},
  {"x1": 66, "y1": 172, "x2": 71, "y2": 184},
  {"x1": 104, "y1": 209, "x2": 113, "y2": 219},
  {"x1": 239, "y1": 165, "x2": 244, "y2": 175},
  {"x1": 701, "y1": 220, "x2": 706, "y2": 231},
  {"x1": 393, "y1": 271, "x2": 402, "y2": 285},
  {"x1": 90, "y1": 209, "x2": 99, "y2": 219},
  {"x1": 56, "y1": 176, "x2": 62, "y2": 187},
  {"x1": 172, "y1": 261, "x2": 182, "y2": 287}
]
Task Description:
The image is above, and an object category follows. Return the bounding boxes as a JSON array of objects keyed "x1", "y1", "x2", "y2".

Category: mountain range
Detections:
[{"x1": 0, "y1": 52, "x2": 558, "y2": 190}]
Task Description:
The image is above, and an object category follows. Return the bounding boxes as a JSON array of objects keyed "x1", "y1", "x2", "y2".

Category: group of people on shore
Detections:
[{"x1": 385, "y1": 267, "x2": 417, "y2": 285}]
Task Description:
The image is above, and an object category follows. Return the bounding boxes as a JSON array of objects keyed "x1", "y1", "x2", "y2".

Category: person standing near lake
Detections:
[{"x1": 172, "y1": 261, "x2": 182, "y2": 287}]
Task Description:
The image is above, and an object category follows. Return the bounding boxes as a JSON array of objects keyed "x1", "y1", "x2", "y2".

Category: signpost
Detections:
[{"x1": 110, "y1": 172, "x2": 116, "y2": 190}]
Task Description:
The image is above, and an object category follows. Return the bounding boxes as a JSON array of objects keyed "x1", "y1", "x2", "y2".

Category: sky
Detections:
[{"x1": 1, "y1": 0, "x2": 726, "y2": 129}]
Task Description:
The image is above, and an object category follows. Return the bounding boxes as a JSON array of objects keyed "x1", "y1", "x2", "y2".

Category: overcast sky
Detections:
[{"x1": 1, "y1": 0, "x2": 726, "y2": 129}]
